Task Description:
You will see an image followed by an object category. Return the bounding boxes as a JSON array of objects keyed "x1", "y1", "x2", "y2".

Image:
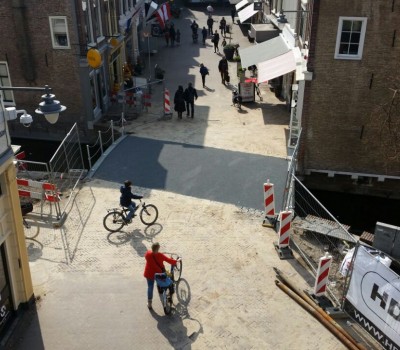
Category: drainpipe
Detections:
[{"x1": 11, "y1": 0, "x2": 36, "y2": 82}]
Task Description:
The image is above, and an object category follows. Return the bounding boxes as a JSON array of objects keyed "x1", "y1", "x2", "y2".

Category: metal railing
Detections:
[{"x1": 86, "y1": 120, "x2": 119, "y2": 170}]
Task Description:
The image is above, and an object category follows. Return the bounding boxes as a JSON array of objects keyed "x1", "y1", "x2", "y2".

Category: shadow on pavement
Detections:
[
  {"x1": 7, "y1": 304, "x2": 45, "y2": 350},
  {"x1": 149, "y1": 277, "x2": 203, "y2": 349},
  {"x1": 94, "y1": 135, "x2": 287, "y2": 211}
]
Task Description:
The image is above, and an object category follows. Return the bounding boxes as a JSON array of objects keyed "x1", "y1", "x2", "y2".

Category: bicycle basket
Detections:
[
  {"x1": 155, "y1": 273, "x2": 172, "y2": 288},
  {"x1": 20, "y1": 203, "x2": 33, "y2": 216}
]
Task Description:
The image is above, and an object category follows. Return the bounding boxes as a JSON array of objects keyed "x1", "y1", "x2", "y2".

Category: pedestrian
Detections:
[
  {"x1": 231, "y1": 8, "x2": 236, "y2": 23},
  {"x1": 212, "y1": 30, "x2": 220, "y2": 53},
  {"x1": 191, "y1": 20, "x2": 199, "y2": 35},
  {"x1": 143, "y1": 242, "x2": 178, "y2": 310},
  {"x1": 221, "y1": 38, "x2": 227, "y2": 48},
  {"x1": 164, "y1": 29, "x2": 170, "y2": 46},
  {"x1": 169, "y1": 24, "x2": 176, "y2": 46},
  {"x1": 220, "y1": 17, "x2": 226, "y2": 36},
  {"x1": 207, "y1": 15, "x2": 214, "y2": 36},
  {"x1": 199, "y1": 63, "x2": 209, "y2": 87},
  {"x1": 201, "y1": 26, "x2": 208, "y2": 45},
  {"x1": 183, "y1": 82, "x2": 198, "y2": 118},
  {"x1": 174, "y1": 85, "x2": 186, "y2": 119},
  {"x1": 119, "y1": 180, "x2": 143, "y2": 223},
  {"x1": 176, "y1": 29, "x2": 181, "y2": 45},
  {"x1": 218, "y1": 56, "x2": 229, "y2": 85}
]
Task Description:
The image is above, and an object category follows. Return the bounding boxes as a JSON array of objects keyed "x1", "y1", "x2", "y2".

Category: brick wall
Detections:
[
  {"x1": 301, "y1": 0, "x2": 400, "y2": 176},
  {"x1": 0, "y1": 0, "x2": 86, "y2": 140}
]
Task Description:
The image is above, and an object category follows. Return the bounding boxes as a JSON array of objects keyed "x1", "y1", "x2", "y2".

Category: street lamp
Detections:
[
  {"x1": 0, "y1": 85, "x2": 66, "y2": 126},
  {"x1": 142, "y1": 28, "x2": 151, "y2": 81},
  {"x1": 276, "y1": 10, "x2": 309, "y2": 30}
]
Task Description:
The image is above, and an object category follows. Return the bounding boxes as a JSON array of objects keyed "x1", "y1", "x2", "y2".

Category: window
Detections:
[
  {"x1": 49, "y1": 16, "x2": 70, "y2": 49},
  {"x1": 93, "y1": 0, "x2": 104, "y2": 39},
  {"x1": 0, "y1": 63, "x2": 15, "y2": 106},
  {"x1": 335, "y1": 17, "x2": 367, "y2": 60}
]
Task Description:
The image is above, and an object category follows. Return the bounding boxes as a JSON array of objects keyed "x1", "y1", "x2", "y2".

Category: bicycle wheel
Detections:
[
  {"x1": 172, "y1": 260, "x2": 182, "y2": 283},
  {"x1": 103, "y1": 211, "x2": 125, "y2": 232},
  {"x1": 23, "y1": 218, "x2": 40, "y2": 239},
  {"x1": 140, "y1": 204, "x2": 158, "y2": 226},
  {"x1": 163, "y1": 288, "x2": 173, "y2": 315}
]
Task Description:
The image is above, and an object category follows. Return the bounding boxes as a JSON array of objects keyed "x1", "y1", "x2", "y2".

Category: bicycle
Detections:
[
  {"x1": 155, "y1": 254, "x2": 182, "y2": 315},
  {"x1": 20, "y1": 202, "x2": 40, "y2": 239},
  {"x1": 103, "y1": 199, "x2": 159, "y2": 232}
]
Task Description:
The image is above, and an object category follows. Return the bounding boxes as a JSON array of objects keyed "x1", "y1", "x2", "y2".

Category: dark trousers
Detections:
[
  {"x1": 202, "y1": 35, "x2": 207, "y2": 44},
  {"x1": 201, "y1": 74, "x2": 206, "y2": 87},
  {"x1": 208, "y1": 26, "x2": 213, "y2": 35},
  {"x1": 186, "y1": 101, "x2": 194, "y2": 117},
  {"x1": 220, "y1": 27, "x2": 226, "y2": 36},
  {"x1": 214, "y1": 42, "x2": 219, "y2": 52}
]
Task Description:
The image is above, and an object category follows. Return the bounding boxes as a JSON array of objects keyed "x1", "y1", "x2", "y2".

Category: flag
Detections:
[{"x1": 155, "y1": 2, "x2": 171, "y2": 29}]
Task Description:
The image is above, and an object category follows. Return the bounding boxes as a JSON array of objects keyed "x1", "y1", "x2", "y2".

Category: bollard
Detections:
[
  {"x1": 274, "y1": 210, "x2": 294, "y2": 260},
  {"x1": 98, "y1": 131, "x2": 103, "y2": 155},
  {"x1": 111, "y1": 120, "x2": 114, "y2": 143},
  {"x1": 314, "y1": 252, "x2": 333, "y2": 297},
  {"x1": 262, "y1": 179, "x2": 276, "y2": 227},
  {"x1": 164, "y1": 89, "x2": 172, "y2": 117},
  {"x1": 86, "y1": 145, "x2": 92, "y2": 170}
]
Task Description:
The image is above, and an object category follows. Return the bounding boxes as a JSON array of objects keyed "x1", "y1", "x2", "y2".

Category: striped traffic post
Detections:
[
  {"x1": 274, "y1": 210, "x2": 294, "y2": 260},
  {"x1": 262, "y1": 180, "x2": 276, "y2": 227},
  {"x1": 314, "y1": 252, "x2": 332, "y2": 297},
  {"x1": 164, "y1": 89, "x2": 172, "y2": 117}
]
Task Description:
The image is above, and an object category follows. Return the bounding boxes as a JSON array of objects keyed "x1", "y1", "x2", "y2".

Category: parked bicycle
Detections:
[
  {"x1": 103, "y1": 199, "x2": 158, "y2": 232},
  {"x1": 155, "y1": 253, "x2": 182, "y2": 315},
  {"x1": 20, "y1": 202, "x2": 40, "y2": 239}
]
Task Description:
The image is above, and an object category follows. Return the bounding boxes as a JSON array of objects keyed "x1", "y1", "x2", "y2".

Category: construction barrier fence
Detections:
[
  {"x1": 49, "y1": 123, "x2": 85, "y2": 224},
  {"x1": 281, "y1": 130, "x2": 357, "y2": 305}
]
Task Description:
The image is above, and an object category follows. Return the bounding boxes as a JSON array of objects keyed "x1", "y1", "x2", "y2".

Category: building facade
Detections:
[
  {"x1": 0, "y1": 106, "x2": 34, "y2": 343},
  {"x1": 0, "y1": 0, "x2": 144, "y2": 142},
  {"x1": 299, "y1": 0, "x2": 400, "y2": 196}
]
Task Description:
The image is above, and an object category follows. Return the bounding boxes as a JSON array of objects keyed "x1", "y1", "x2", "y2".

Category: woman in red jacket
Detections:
[{"x1": 144, "y1": 242, "x2": 177, "y2": 309}]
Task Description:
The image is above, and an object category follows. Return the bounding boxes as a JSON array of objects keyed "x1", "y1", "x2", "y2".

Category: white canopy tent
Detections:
[
  {"x1": 235, "y1": 0, "x2": 250, "y2": 10},
  {"x1": 237, "y1": 4, "x2": 258, "y2": 23},
  {"x1": 239, "y1": 35, "x2": 301, "y2": 82}
]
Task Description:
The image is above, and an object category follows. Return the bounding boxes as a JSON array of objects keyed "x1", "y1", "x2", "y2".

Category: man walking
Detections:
[
  {"x1": 199, "y1": 63, "x2": 209, "y2": 87},
  {"x1": 207, "y1": 15, "x2": 214, "y2": 36},
  {"x1": 220, "y1": 17, "x2": 227, "y2": 36},
  {"x1": 212, "y1": 30, "x2": 220, "y2": 53},
  {"x1": 183, "y1": 83, "x2": 198, "y2": 118},
  {"x1": 218, "y1": 56, "x2": 229, "y2": 84}
]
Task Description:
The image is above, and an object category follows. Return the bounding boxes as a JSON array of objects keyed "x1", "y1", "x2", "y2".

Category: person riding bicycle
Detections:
[
  {"x1": 143, "y1": 242, "x2": 179, "y2": 310},
  {"x1": 120, "y1": 180, "x2": 142, "y2": 223}
]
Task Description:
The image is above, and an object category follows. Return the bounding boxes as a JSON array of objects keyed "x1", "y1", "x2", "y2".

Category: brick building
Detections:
[
  {"x1": 299, "y1": 0, "x2": 400, "y2": 196},
  {"x1": 0, "y1": 0, "x2": 144, "y2": 142}
]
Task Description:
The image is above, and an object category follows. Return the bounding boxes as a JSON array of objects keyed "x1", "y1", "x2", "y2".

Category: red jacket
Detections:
[{"x1": 143, "y1": 251, "x2": 177, "y2": 280}]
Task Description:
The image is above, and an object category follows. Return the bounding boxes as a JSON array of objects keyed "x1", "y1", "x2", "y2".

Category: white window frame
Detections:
[
  {"x1": 49, "y1": 16, "x2": 71, "y2": 49},
  {"x1": 0, "y1": 62, "x2": 15, "y2": 107},
  {"x1": 334, "y1": 16, "x2": 367, "y2": 60}
]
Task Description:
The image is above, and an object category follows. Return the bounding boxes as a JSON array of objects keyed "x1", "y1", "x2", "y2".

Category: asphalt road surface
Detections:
[{"x1": 94, "y1": 136, "x2": 287, "y2": 211}]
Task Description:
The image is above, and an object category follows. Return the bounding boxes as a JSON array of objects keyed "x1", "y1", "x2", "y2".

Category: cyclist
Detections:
[
  {"x1": 119, "y1": 180, "x2": 142, "y2": 223},
  {"x1": 143, "y1": 242, "x2": 179, "y2": 310}
]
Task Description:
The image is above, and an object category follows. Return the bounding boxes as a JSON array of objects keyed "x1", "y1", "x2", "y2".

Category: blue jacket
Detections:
[{"x1": 120, "y1": 186, "x2": 142, "y2": 207}]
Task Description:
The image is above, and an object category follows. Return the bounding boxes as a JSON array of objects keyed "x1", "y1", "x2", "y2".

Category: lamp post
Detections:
[
  {"x1": 0, "y1": 85, "x2": 66, "y2": 126},
  {"x1": 276, "y1": 10, "x2": 309, "y2": 30},
  {"x1": 142, "y1": 29, "x2": 151, "y2": 81}
]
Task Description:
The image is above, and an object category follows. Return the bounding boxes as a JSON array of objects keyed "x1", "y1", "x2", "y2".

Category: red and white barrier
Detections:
[
  {"x1": 314, "y1": 252, "x2": 333, "y2": 296},
  {"x1": 262, "y1": 180, "x2": 275, "y2": 226},
  {"x1": 17, "y1": 178, "x2": 60, "y2": 202},
  {"x1": 164, "y1": 89, "x2": 171, "y2": 115},
  {"x1": 17, "y1": 178, "x2": 56, "y2": 191},
  {"x1": 143, "y1": 93, "x2": 152, "y2": 107},
  {"x1": 277, "y1": 210, "x2": 292, "y2": 248}
]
